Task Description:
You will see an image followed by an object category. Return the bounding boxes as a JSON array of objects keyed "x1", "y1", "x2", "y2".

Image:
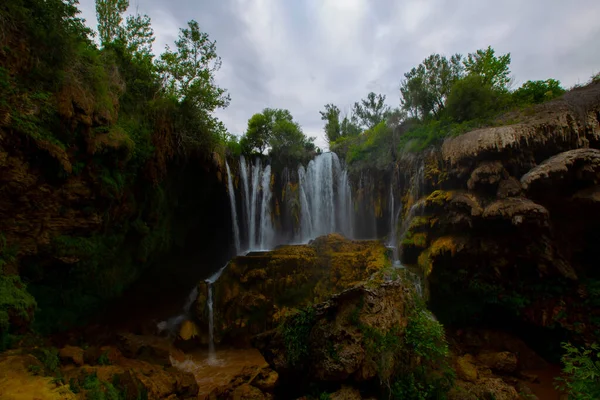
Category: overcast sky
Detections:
[{"x1": 78, "y1": 0, "x2": 600, "y2": 150}]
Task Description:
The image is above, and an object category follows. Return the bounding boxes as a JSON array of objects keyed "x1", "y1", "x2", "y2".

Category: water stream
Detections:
[
  {"x1": 205, "y1": 263, "x2": 229, "y2": 364},
  {"x1": 225, "y1": 161, "x2": 241, "y2": 255}
]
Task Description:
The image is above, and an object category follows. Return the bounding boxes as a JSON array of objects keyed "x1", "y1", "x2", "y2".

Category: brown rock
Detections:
[
  {"x1": 330, "y1": 385, "x2": 362, "y2": 400},
  {"x1": 456, "y1": 354, "x2": 478, "y2": 382},
  {"x1": 467, "y1": 161, "x2": 507, "y2": 191},
  {"x1": 231, "y1": 384, "x2": 266, "y2": 400},
  {"x1": 482, "y1": 198, "x2": 549, "y2": 227},
  {"x1": 59, "y1": 345, "x2": 84, "y2": 366},
  {"x1": 477, "y1": 352, "x2": 518, "y2": 374},
  {"x1": 497, "y1": 177, "x2": 522, "y2": 198},
  {"x1": 252, "y1": 368, "x2": 279, "y2": 393},
  {"x1": 450, "y1": 377, "x2": 520, "y2": 400},
  {"x1": 521, "y1": 148, "x2": 600, "y2": 194},
  {"x1": 117, "y1": 333, "x2": 185, "y2": 366}
]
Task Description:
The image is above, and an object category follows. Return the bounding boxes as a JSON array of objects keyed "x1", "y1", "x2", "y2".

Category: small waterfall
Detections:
[
  {"x1": 249, "y1": 159, "x2": 261, "y2": 250},
  {"x1": 225, "y1": 161, "x2": 241, "y2": 254},
  {"x1": 239, "y1": 156, "x2": 251, "y2": 246},
  {"x1": 298, "y1": 152, "x2": 353, "y2": 242},
  {"x1": 156, "y1": 286, "x2": 198, "y2": 337},
  {"x1": 205, "y1": 263, "x2": 229, "y2": 364},
  {"x1": 388, "y1": 187, "x2": 402, "y2": 266}
]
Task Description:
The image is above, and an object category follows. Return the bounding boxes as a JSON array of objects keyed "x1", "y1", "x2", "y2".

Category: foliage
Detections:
[
  {"x1": 120, "y1": 13, "x2": 154, "y2": 56},
  {"x1": 352, "y1": 92, "x2": 390, "y2": 130},
  {"x1": 240, "y1": 108, "x2": 316, "y2": 166},
  {"x1": 320, "y1": 104, "x2": 342, "y2": 143},
  {"x1": 463, "y1": 46, "x2": 512, "y2": 90},
  {"x1": 32, "y1": 347, "x2": 60, "y2": 374},
  {"x1": 280, "y1": 307, "x2": 316, "y2": 366},
  {"x1": 405, "y1": 310, "x2": 448, "y2": 360},
  {"x1": 444, "y1": 74, "x2": 510, "y2": 122},
  {"x1": 96, "y1": 0, "x2": 129, "y2": 45},
  {"x1": 400, "y1": 53, "x2": 463, "y2": 119},
  {"x1": 513, "y1": 79, "x2": 566, "y2": 105},
  {"x1": 0, "y1": 236, "x2": 37, "y2": 332},
  {"x1": 555, "y1": 342, "x2": 600, "y2": 399}
]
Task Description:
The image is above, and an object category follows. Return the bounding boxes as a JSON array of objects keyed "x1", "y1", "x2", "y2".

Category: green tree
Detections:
[
  {"x1": 320, "y1": 104, "x2": 341, "y2": 143},
  {"x1": 555, "y1": 342, "x2": 600, "y2": 400},
  {"x1": 121, "y1": 13, "x2": 154, "y2": 56},
  {"x1": 400, "y1": 53, "x2": 463, "y2": 120},
  {"x1": 463, "y1": 46, "x2": 512, "y2": 91},
  {"x1": 340, "y1": 112, "x2": 362, "y2": 137},
  {"x1": 445, "y1": 74, "x2": 500, "y2": 122},
  {"x1": 353, "y1": 92, "x2": 390, "y2": 129},
  {"x1": 95, "y1": 0, "x2": 129, "y2": 45},
  {"x1": 513, "y1": 79, "x2": 565, "y2": 104},
  {"x1": 157, "y1": 20, "x2": 230, "y2": 109}
]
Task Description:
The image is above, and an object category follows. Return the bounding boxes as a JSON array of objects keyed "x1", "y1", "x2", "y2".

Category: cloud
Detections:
[{"x1": 78, "y1": 0, "x2": 600, "y2": 150}]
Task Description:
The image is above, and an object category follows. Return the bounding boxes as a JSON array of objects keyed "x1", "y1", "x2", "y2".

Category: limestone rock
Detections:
[
  {"x1": 450, "y1": 377, "x2": 520, "y2": 400},
  {"x1": 197, "y1": 234, "x2": 387, "y2": 345},
  {"x1": 497, "y1": 177, "x2": 522, "y2": 198},
  {"x1": 59, "y1": 345, "x2": 84, "y2": 366},
  {"x1": 330, "y1": 385, "x2": 362, "y2": 400},
  {"x1": 521, "y1": 148, "x2": 600, "y2": 195},
  {"x1": 477, "y1": 351, "x2": 518, "y2": 374},
  {"x1": 116, "y1": 333, "x2": 185, "y2": 366},
  {"x1": 482, "y1": 198, "x2": 549, "y2": 227},
  {"x1": 467, "y1": 161, "x2": 507, "y2": 191},
  {"x1": 254, "y1": 273, "x2": 415, "y2": 385},
  {"x1": 0, "y1": 351, "x2": 76, "y2": 400},
  {"x1": 208, "y1": 365, "x2": 276, "y2": 400},
  {"x1": 455, "y1": 354, "x2": 478, "y2": 382}
]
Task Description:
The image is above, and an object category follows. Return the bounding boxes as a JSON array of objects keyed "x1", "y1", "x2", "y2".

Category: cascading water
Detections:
[
  {"x1": 298, "y1": 152, "x2": 353, "y2": 242},
  {"x1": 225, "y1": 161, "x2": 241, "y2": 255},
  {"x1": 205, "y1": 263, "x2": 229, "y2": 364},
  {"x1": 387, "y1": 187, "x2": 402, "y2": 266},
  {"x1": 239, "y1": 158, "x2": 274, "y2": 251}
]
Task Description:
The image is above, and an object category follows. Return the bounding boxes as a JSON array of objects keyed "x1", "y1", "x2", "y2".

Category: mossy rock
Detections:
[{"x1": 197, "y1": 234, "x2": 387, "y2": 345}]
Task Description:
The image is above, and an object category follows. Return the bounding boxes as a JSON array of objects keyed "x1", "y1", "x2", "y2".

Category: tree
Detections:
[
  {"x1": 95, "y1": 0, "x2": 129, "y2": 45},
  {"x1": 463, "y1": 46, "x2": 512, "y2": 91},
  {"x1": 353, "y1": 92, "x2": 390, "y2": 129},
  {"x1": 400, "y1": 53, "x2": 463, "y2": 120},
  {"x1": 121, "y1": 13, "x2": 154, "y2": 56},
  {"x1": 512, "y1": 79, "x2": 565, "y2": 104},
  {"x1": 157, "y1": 20, "x2": 230, "y2": 111},
  {"x1": 445, "y1": 74, "x2": 504, "y2": 122},
  {"x1": 320, "y1": 104, "x2": 341, "y2": 143}
]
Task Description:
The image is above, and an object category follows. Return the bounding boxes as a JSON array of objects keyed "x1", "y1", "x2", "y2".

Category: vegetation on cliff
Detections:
[{"x1": 0, "y1": 0, "x2": 233, "y2": 335}]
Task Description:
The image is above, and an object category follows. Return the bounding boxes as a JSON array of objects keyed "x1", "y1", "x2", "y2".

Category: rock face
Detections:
[
  {"x1": 194, "y1": 234, "x2": 387, "y2": 345},
  {"x1": 396, "y1": 82, "x2": 600, "y2": 342}
]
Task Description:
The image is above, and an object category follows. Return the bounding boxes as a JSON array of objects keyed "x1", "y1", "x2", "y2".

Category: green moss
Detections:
[{"x1": 280, "y1": 307, "x2": 316, "y2": 366}]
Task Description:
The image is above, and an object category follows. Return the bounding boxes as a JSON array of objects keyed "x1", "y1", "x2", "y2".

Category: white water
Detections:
[
  {"x1": 239, "y1": 158, "x2": 274, "y2": 251},
  {"x1": 225, "y1": 161, "x2": 241, "y2": 255},
  {"x1": 205, "y1": 263, "x2": 229, "y2": 364},
  {"x1": 298, "y1": 152, "x2": 353, "y2": 242},
  {"x1": 387, "y1": 187, "x2": 402, "y2": 266},
  {"x1": 156, "y1": 286, "x2": 198, "y2": 337}
]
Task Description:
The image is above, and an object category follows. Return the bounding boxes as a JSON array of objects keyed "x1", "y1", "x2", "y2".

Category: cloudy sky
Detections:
[{"x1": 78, "y1": 0, "x2": 600, "y2": 150}]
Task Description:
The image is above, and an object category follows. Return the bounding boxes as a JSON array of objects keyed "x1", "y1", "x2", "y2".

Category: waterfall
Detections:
[
  {"x1": 298, "y1": 152, "x2": 353, "y2": 242},
  {"x1": 249, "y1": 159, "x2": 261, "y2": 250},
  {"x1": 225, "y1": 161, "x2": 241, "y2": 255},
  {"x1": 388, "y1": 187, "x2": 402, "y2": 266},
  {"x1": 239, "y1": 156, "x2": 250, "y2": 247},
  {"x1": 259, "y1": 165, "x2": 274, "y2": 249},
  {"x1": 205, "y1": 263, "x2": 228, "y2": 364}
]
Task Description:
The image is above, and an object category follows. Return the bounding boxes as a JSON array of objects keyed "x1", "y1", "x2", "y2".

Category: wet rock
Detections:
[
  {"x1": 231, "y1": 384, "x2": 267, "y2": 400},
  {"x1": 254, "y1": 273, "x2": 415, "y2": 386},
  {"x1": 450, "y1": 377, "x2": 520, "y2": 400},
  {"x1": 482, "y1": 198, "x2": 549, "y2": 227},
  {"x1": 197, "y1": 234, "x2": 387, "y2": 345},
  {"x1": 59, "y1": 345, "x2": 84, "y2": 366},
  {"x1": 84, "y1": 345, "x2": 122, "y2": 365},
  {"x1": 208, "y1": 365, "x2": 276, "y2": 400},
  {"x1": 477, "y1": 352, "x2": 518, "y2": 374}
]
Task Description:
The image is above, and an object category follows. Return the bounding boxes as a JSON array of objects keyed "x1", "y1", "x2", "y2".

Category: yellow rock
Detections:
[
  {"x1": 0, "y1": 351, "x2": 76, "y2": 400},
  {"x1": 179, "y1": 319, "x2": 199, "y2": 341}
]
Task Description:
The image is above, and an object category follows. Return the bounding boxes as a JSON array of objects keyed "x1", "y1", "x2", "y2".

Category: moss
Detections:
[
  {"x1": 424, "y1": 190, "x2": 453, "y2": 208},
  {"x1": 280, "y1": 307, "x2": 316, "y2": 366},
  {"x1": 402, "y1": 232, "x2": 428, "y2": 248}
]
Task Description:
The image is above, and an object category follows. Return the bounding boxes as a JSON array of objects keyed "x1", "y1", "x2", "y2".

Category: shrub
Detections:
[
  {"x1": 555, "y1": 342, "x2": 600, "y2": 399},
  {"x1": 281, "y1": 307, "x2": 316, "y2": 366}
]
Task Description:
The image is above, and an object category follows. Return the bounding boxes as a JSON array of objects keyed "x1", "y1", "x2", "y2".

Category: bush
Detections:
[
  {"x1": 512, "y1": 79, "x2": 565, "y2": 105},
  {"x1": 281, "y1": 307, "x2": 316, "y2": 366},
  {"x1": 444, "y1": 74, "x2": 509, "y2": 123},
  {"x1": 555, "y1": 342, "x2": 600, "y2": 399}
]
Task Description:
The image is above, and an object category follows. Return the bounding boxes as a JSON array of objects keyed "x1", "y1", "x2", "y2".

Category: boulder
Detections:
[
  {"x1": 455, "y1": 354, "x2": 478, "y2": 382},
  {"x1": 207, "y1": 365, "x2": 277, "y2": 400},
  {"x1": 59, "y1": 345, "x2": 84, "y2": 366},
  {"x1": 197, "y1": 234, "x2": 387, "y2": 345},
  {"x1": 253, "y1": 272, "x2": 416, "y2": 385},
  {"x1": 477, "y1": 352, "x2": 518, "y2": 374},
  {"x1": 116, "y1": 333, "x2": 185, "y2": 366},
  {"x1": 329, "y1": 385, "x2": 362, "y2": 400},
  {"x1": 467, "y1": 161, "x2": 507, "y2": 191}
]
